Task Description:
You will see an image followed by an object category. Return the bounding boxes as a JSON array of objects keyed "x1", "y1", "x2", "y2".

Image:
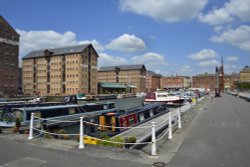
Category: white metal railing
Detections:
[{"x1": 28, "y1": 102, "x2": 197, "y2": 156}]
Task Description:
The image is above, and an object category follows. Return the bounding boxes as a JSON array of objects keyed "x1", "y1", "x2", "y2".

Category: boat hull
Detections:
[
  {"x1": 0, "y1": 122, "x2": 15, "y2": 128},
  {"x1": 145, "y1": 99, "x2": 184, "y2": 105}
]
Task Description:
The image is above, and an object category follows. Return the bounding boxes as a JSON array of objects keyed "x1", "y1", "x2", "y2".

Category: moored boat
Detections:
[
  {"x1": 0, "y1": 102, "x2": 116, "y2": 128},
  {"x1": 144, "y1": 91, "x2": 184, "y2": 105}
]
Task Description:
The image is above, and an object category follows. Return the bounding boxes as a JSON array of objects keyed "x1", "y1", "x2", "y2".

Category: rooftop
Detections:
[
  {"x1": 99, "y1": 64, "x2": 146, "y2": 72},
  {"x1": 241, "y1": 66, "x2": 250, "y2": 71},
  {"x1": 146, "y1": 71, "x2": 162, "y2": 77},
  {"x1": 193, "y1": 73, "x2": 215, "y2": 77},
  {"x1": 22, "y1": 44, "x2": 92, "y2": 59}
]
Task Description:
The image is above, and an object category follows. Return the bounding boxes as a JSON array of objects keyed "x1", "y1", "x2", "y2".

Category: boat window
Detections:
[
  {"x1": 12, "y1": 109, "x2": 24, "y2": 122},
  {"x1": 149, "y1": 109, "x2": 154, "y2": 116},
  {"x1": 103, "y1": 105, "x2": 108, "y2": 110},
  {"x1": 128, "y1": 115, "x2": 135, "y2": 126},
  {"x1": 139, "y1": 113, "x2": 144, "y2": 121},
  {"x1": 69, "y1": 108, "x2": 76, "y2": 114}
]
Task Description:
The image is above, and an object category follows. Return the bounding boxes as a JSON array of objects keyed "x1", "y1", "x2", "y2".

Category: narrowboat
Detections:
[
  {"x1": 97, "y1": 102, "x2": 169, "y2": 133},
  {"x1": 0, "y1": 102, "x2": 116, "y2": 128}
]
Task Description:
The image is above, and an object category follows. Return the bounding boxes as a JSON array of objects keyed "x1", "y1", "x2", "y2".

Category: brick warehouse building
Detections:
[
  {"x1": 0, "y1": 16, "x2": 20, "y2": 97},
  {"x1": 192, "y1": 73, "x2": 216, "y2": 90},
  {"x1": 160, "y1": 76, "x2": 190, "y2": 90},
  {"x1": 145, "y1": 71, "x2": 161, "y2": 92},
  {"x1": 98, "y1": 64, "x2": 147, "y2": 93},
  {"x1": 22, "y1": 44, "x2": 98, "y2": 96}
]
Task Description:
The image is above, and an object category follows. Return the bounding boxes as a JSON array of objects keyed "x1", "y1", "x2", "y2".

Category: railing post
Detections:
[
  {"x1": 79, "y1": 117, "x2": 84, "y2": 149},
  {"x1": 168, "y1": 111, "x2": 172, "y2": 140},
  {"x1": 178, "y1": 106, "x2": 182, "y2": 129},
  {"x1": 151, "y1": 122, "x2": 157, "y2": 156},
  {"x1": 28, "y1": 113, "x2": 34, "y2": 140}
]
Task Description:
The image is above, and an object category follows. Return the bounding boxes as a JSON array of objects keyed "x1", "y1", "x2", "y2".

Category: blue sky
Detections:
[{"x1": 1, "y1": 0, "x2": 250, "y2": 76}]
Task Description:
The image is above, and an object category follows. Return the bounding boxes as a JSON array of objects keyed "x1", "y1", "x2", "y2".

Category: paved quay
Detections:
[
  {"x1": 1, "y1": 94, "x2": 249, "y2": 166},
  {"x1": 166, "y1": 93, "x2": 250, "y2": 167}
]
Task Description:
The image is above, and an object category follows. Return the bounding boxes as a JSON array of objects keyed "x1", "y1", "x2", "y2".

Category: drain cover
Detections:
[{"x1": 153, "y1": 162, "x2": 166, "y2": 167}]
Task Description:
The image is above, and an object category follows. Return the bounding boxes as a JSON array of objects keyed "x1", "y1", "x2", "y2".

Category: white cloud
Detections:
[
  {"x1": 188, "y1": 49, "x2": 217, "y2": 60},
  {"x1": 106, "y1": 34, "x2": 146, "y2": 52},
  {"x1": 131, "y1": 52, "x2": 166, "y2": 65},
  {"x1": 225, "y1": 56, "x2": 239, "y2": 62},
  {"x1": 198, "y1": 8, "x2": 233, "y2": 25},
  {"x1": 213, "y1": 26, "x2": 224, "y2": 33},
  {"x1": 79, "y1": 40, "x2": 104, "y2": 52},
  {"x1": 119, "y1": 0, "x2": 208, "y2": 22},
  {"x1": 199, "y1": 0, "x2": 250, "y2": 25},
  {"x1": 179, "y1": 65, "x2": 193, "y2": 75},
  {"x1": 211, "y1": 25, "x2": 250, "y2": 51},
  {"x1": 16, "y1": 29, "x2": 104, "y2": 57},
  {"x1": 198, "y1": 60, "x2": 219, "y2": 67},
  {"x1": 98, "y1": 53, "x2": 127, "y2": 68},
  {"x1": 224, "y1": 63, "x2": 241, "y2": 74}
]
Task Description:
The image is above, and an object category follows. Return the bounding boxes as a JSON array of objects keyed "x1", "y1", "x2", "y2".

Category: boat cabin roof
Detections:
[{"x1": 13, "y1": 102, "x2": 115, "y2": 111}]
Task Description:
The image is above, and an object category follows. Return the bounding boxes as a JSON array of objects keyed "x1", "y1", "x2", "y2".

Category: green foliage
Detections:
[
  {"x1": 124, "y1": 136, "x2": 137, "y2": 148},
  {"x1": 44, "y1": 133, "x2": 52, "y2": 139},
  {"x1": 125, "y1": 136, "x2": 137, "y2": 143},
  {"x1": 100, "y1": 136, "x2": 125, "y2": 148},
  {"x1": 99, "y1": 132, "x2": 109, "y2": 139},
  {"x1": 57, "y1": 129, "x2": 70, "y2": 140},
  {"x1": 239, "y1": 82, "x2": 250, "y2": 90}
]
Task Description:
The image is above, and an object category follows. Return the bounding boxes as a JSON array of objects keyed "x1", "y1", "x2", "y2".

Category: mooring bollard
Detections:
[
  {"x1": 151, "y1": 122, "x2": 157, "y2": 156},
  {"x1": 79, "y1": 117, "x2": 84, "y2": 149},
  {"x1": 28, "y1": 113, "x2": 34, "y2": 140},
  {"x1": 168, "y1": 111, "x2": 172, "y2": 140},
  {"x1": 178, "y1": 106, "x2": 182, "y2": 129}
]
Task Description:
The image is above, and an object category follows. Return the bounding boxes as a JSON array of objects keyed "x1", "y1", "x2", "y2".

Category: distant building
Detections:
[
  {"x1": 98, "y1": 64, "x2": 147, "y2": 93},
  {"x1": 0, "y1": 16, "x2": 19, "y2": 97},
  {"x1": 145, "y1": 71, "x2": 161, "y2": 92},
  {"x1": 239, "y1": 66, "x2": 250, "y2": 90},
  {"x1": 22, "y1": 44, "x2": 98, "y2": 96},
  {"x1": 192, "y1": 73, "x2": 216, "y2": 90},
  {"x1": 224, "y1": 73, "x2": 240, "y2": 91},
  {"x1": 240, "y1": 66, "x2": 250, "y2": 82},
  {"x1": 160, "y1": 76, "x2": 190, "y2": 90}
]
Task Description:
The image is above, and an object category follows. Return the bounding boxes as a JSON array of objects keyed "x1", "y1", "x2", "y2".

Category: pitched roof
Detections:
[
  {"x1": 242, "y1": 66, "x2": 250, "y2": 71},
  {"x1": 194, "y1": 73, "x2": 215, "y2": 77},
  {"x1": 146, "y1": 70, "x2": 162, "y2": 77},
  {"x1": 0, "y1": 15, "x2": 19, "y2": 37},
  {"x1": 99, "y1": 64, "x2": 146, "y2": 71},
  {"x1": 22, "y1": 44, "x2": 91, "y2": 59}
]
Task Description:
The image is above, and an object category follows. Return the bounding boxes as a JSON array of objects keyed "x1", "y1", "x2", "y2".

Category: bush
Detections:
[
  {"x1": 99, "y1": 132, "x2": 109, "y2": 139},
  {"x1": 124, "y1": 136, "x2": 137, "y2": 148},
  {"x1": 100, "y1": 136, "x2": 125, "y2": 148},
  {"x1": 57, "y1": 129, "x2": 70, "y2": 140}
]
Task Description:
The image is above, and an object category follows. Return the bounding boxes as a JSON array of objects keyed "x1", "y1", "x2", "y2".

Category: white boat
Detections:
[{"x1": 145, "y1": 91, "x2": 184, "y2": 105}]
